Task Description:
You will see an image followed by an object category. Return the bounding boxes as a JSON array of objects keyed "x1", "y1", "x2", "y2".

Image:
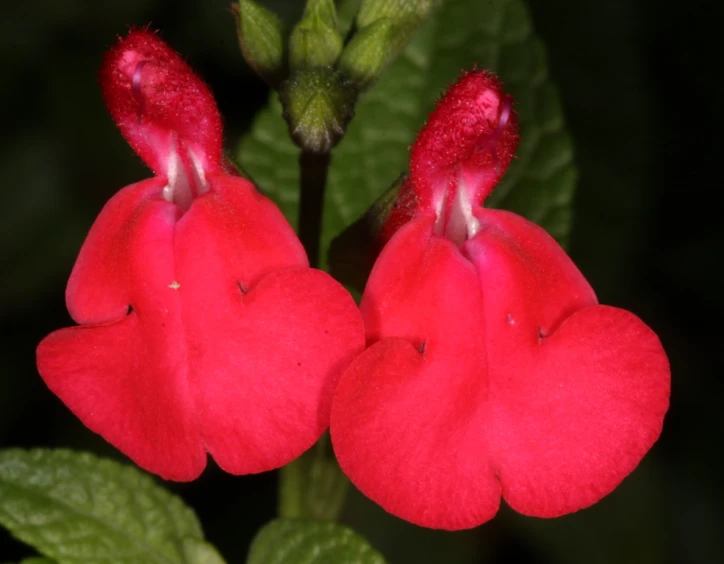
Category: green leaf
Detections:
[
  {"x1": 238, "y1": 0, "x2": 576, "y2": 267},
  {"x1": 247, "y1": 519, "x2": 385, "y2": 564},
  {"x1": 0, "y1": 449, "x2": 223, "y2": 564}
]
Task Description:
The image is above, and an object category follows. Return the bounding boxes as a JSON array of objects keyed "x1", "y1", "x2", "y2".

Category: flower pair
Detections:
[{"x1": 37, "y1": 30, "x2": 670, "y2": 531}]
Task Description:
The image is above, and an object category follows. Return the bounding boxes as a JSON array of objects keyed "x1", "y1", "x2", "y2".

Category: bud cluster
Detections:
[{"x1": 235, "y1": 0, "x2": 434, "y2": 153}]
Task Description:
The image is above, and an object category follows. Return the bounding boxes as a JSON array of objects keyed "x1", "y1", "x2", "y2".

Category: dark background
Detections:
[{"x1": 1, "y1": 0, "x2": 721, "y2": 562}]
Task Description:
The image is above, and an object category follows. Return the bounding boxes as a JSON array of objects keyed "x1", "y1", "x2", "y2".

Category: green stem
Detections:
[
  {"x1": 278, "y1": 433, "x2": 349, "y2": 521},
  {"x1": 297, "y1": 150, "x2": 331, "y2": 267},
  {"x1": 278, "y1": 151, "x2": 348, "y2": 521}
]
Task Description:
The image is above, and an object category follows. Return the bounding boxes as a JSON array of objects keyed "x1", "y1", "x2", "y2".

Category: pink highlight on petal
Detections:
[
  {"x1": 478, "y1": 94, "x2": 512, "y2": 175},
  {"x1": 131, "y1": 59, "x2": 148, "y2": 124}
]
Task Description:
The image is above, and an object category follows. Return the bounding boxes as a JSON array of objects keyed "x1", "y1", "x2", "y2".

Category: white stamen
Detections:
[
  {"x1": 446, "y1": 175, "x2": 480, "y2": 245},
  {"x1": 162, "y1": 184, "x2": 173, "y2": 202},
  {"x1": 187, "y1": 147, "x2": 209, "y2": 196},
  {"x1": 432, "y1": 187, "x2": 447, "y2": 237},
  {"x1": 163, "y1": 140, "x2": 192, "y2": 209},
  {"x1": 161, "y1": 138, "x2": 209, "y2": 209}
]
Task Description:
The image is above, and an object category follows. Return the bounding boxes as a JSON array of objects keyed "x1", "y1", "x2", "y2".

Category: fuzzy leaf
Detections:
[
  {"x1": 237, "y1": 0, "x2": 576, "y2": 267},
  {"x1": 0, "y1": 449, "x2": 222, "y2": 564},
  {"x1": 247, "y1": 519, "x2": 385, "y2": 564}
]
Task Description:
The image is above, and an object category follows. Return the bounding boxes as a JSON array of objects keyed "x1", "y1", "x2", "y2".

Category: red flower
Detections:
[
  {"x1": 36, "y1": 29, "x2": 364, "y2": 481},
  {"x1": 330, "y1": 71, "x2": 670, "y2": 530}
]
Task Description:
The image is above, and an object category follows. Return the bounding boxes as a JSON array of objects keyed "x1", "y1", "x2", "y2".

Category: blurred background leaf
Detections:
[{"x1": 0, "y1": 0, "x2": 721, "y2": 563}]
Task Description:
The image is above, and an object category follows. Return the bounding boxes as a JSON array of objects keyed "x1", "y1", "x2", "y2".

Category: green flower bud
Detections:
[
  {"x1": 290, "y1": 0, "x2": 343, "y2": 70},
  {"x1": 337, "y1": 18, "x2": 392, "y2": 90},
  {"x1": 234, "y1": 0, "x2": 286, "y2": 86},
  {"x1": 280, "y1": 68, "x2": 357, "y2": 153},
  {"x1": 339, "y1": 0, "x2": 435, "y2": 90}
]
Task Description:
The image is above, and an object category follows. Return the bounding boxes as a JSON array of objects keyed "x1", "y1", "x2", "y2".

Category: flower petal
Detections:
[
  {"x1": 189, "y1": 267, "x2": 364, "y2": 474},
  {"x1": 489, "y1": 305, "x2": 670, "y2": 517},
  {"x1": 334, "y1": 208, "x2": 670, "y2": 528},
  {"x1": 466, "y1": 210, "x2": 669, "y2": 516},
  {"x1": 332, "y1": 217, "x2": 501, "y2": 530},
  {"x1": 177, "y1": 174, "x2": 365, "y2": 474},
  {"x1": 39, "y1": 174, "x2": 364, "y2": 480},
  {"x1": 36, "y1": 314, "x2": 205, "y2": 481},
  {"x1": 464, "y1": 208, "x2": 598, "y2": 349},
  {"x1": 175, "y1": 174, "x2": 308, "y2": 290},
  {"x1": 66, "y1": 177, "x2": 172, "y2": 325},
  {"x1": 37, "y1": 180, "x2": 203, "y2": 480}
]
